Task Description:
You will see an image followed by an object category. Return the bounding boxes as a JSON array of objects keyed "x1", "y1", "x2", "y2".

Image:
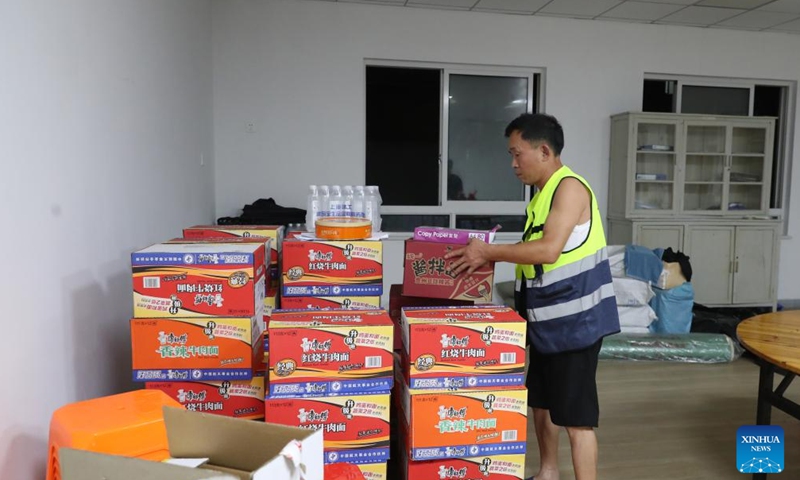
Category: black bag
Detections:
[{"x1": 218, "y1": 198, "x2": 306, "y2": 227}]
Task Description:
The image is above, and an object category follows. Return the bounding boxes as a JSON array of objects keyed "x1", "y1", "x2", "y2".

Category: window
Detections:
[
  {"x1": 366, "y1": 61, "x2": 543, "y2": 232},
  {"x1": 643, "y1": 75, "x2": 795, "y2": 222}
]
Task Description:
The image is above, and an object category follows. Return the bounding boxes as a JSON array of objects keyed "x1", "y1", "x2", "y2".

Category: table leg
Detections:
[
  {"x1": 757, "y1": 361, "x2": 775, "y2": 425},
  {"x1": 753, "y1": 361, "x2": 775, "y2": 480}
]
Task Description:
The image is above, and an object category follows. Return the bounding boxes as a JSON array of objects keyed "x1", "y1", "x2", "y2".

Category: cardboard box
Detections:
[
  {"x1": 397, "y1": 378, "x2": 527, "y2": 461},
  {"x1": 162, "y1": 406, "x2": 323, "y2": 480},
  {"x1": 413, "y1": 226, "x2": 499, "y2": 245},
  {"x1": 282, "y1": 240, "x2": 383, "y2": 297},
  {"x1": 356, "y1": 462, "x2": 387, "y2": 480},
  {"x1": 399, "y1": 449, "x2": 525, "y2": 480},
  {"x1": 399, "y1": 306, "x2": 526, "y2": 389},
  {"x1": 281, "y1": 296, "x2": 381, "y2": 310},
  {"x1": 402, "y1": 240, "x2": 494, "y2": 303},
  {"x1": 183, "y1": 225, "x2": 284, "y2": 267},
  {"x1": 264, "y1": 393, "x2": 390, "y2": 460},
  {"x1": 388, "y1": 284, "x2": 473, "y2": 351},
  {"x1": 131, "y1": 317, "x2": 262, "y2": 382},
  {"x1": 147, "y1": 376, "x2": 265, "y2": 420},
  {"x1": 166, "y1": 237, "x2": 279, "y2": 311},
  {"x1": 268, "y1": 310, "x2": 394, "y2": 397},
  {"x1": 132, "y1": 243, "x2": 266, "y2": 318},
  {"x1": 59, "y1": 448, "x2": 236, "y2": 480}
]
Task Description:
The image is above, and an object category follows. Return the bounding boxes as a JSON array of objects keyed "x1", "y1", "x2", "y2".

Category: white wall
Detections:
[
  {"x1": 213, "y1": 0, "x2": 800, "y2": 300},
  {"x1": 0, "y1": 0, "x2": 214, "y2": 478}
]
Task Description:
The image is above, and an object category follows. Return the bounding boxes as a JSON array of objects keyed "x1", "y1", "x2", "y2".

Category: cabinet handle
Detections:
[{"x1": 734, "y1": 260, "x2": 739, "y2": 273}]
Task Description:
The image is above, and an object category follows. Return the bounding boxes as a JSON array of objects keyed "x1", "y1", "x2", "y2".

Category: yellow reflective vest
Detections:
[{"x1": 515, "y1": 166, "x2": 620, "y2": 353}]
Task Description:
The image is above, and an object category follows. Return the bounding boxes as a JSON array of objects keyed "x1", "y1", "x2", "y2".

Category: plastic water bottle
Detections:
[
  {"x1": 365, "y1": 185, "x2": 382, "y2": 231},
  {"x1": 329, "y1": 185, "x2": 343, "y2": 217},
  {"x1": 342, "y1": 185, "x2": 354, "y2": 218},
  {"x1": 318, "y1": 185, "x2": 330, "y2": 219},
  {"x1": 306, "y1": 185, "x2": 319, "y2": 232},
  {"x1": 373, "y1": 186, "x2": 383, "y2": 231},
  {"x1": 353, "y1": 186, "x2": 366, "y2": 219}
]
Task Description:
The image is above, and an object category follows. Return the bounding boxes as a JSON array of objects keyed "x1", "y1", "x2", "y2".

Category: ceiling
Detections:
[{"x1": 309, "y1": 0, "x2": 800, "y2": 35}]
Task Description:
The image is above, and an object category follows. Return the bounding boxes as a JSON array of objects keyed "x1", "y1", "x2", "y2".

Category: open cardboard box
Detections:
[
  {"x1": 60, "y1": 448, "x2": 236, "y2": 480},
  {"x1": 58, "y1": 405, "x2": 323, "y2": 480},
  {"x1": 160, "y1": 406, "x2": 324, "y2": 480}
]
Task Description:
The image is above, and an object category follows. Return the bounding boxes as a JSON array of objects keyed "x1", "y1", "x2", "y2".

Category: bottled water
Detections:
[
  {"x1": 318, "y1": 185, "x2": 330, "y2": 219},
  {"x1": 342, "y1": 185, "x2": 354, "y2": 217},
  {"x1": 306, "y1": 185, "x2": 319, "y2": 232},
  {"x1": 329, "y1": 185, "x2": 343, "y2": 217},
  {"x1": 312, "y1": 185, "x2": 377, "y2": 226},
  {"x1": 353, "y1": 186, "x2": 366, "y2": 219},
  {"x1": 365, "y1": 185, "x2": 382, "y2": 231}
]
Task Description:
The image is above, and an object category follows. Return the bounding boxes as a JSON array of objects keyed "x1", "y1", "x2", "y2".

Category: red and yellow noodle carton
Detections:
[
  {"x1": 399, "y1": 306, "x2": 526, "y2": 389},
  {"x1": 264, "y1": 392, "x2": 390, "y2": 461},
  {"x1": 397, "y1": 380, "x2": 527, "y2": 461},
  {"x1": 131, "y1": 316, "x2": 262, "y2": 382},
  {"x1": 146, "y1": 375, "x2": 265, "y2": 420},
  {"x1": 131, "y1": 243, "x2": 266, "y2": 318},
  {"x1": 281, "y1": 296, "x2": 381, "y2": 310},
  {"x1": 400, "y1": 449, "x2": 525, "y2": 480},
  {"x1": 182, "y1": 224, "x2": 284, "y2": 267},
  {"x1": 268, "y1": 310, "x2": 394, "y2": 397},
  {"x1": 355, "y1": 462, "x2": 387, "y2": 480},
  {"x1": 281, "y1": 240, "x2": 383, "y2": 297}
]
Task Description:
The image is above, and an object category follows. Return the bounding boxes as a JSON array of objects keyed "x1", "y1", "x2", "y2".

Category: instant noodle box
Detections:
[
  {"x1": 146, "y1": 376, "x2": 265, "y2": 420},
  {"x1": 397, "y1": 377, "x2": 527, "y2": 461},
  {"x1": 132, "y1": 243, "x2": 266, "y2": 318},
  {"x1": 399, "y1": 449, "x2": 525, "y2": 480},
  {"x1": 399, "y1": 306, "x2": 526, "y2": 389},
  {"x1": 182, "y1": 225, "x2": 284, "y2": 268},
  {"x1": 281, "y1": 240, "x2": 383, "y2": 297},
  {"x1": 131, "y1": 317, "x2": 263, "y2": 382},
  {"x1": 281, "y1": 296, "x2": 381, "y2": 310},
  {"x1": 268, "y1": 310, "x2": 393, "y2": 397},
  {"x1": 402, "y1": 240, "x2": 494, "y2": 303},
  {"x1": 388, "y1": 284, "x2": 473, "y2": 351},
  {"x1": 259, "y1": 292, "x2": 280, "y2": 370},
  {"x1": 264, "y1": 393, "x2": 390, "y2": 461},
  {"x1": 167, "y1": 236, "x2": 278, "y2": 296},
  {"x1": 354, "y1": 462, "x2": 387, "y2": 480}
]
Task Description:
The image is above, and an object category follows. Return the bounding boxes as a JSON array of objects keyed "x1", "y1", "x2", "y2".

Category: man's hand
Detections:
[{"x1": 444, "y1": 238, "x2": 491, "y2": 276}]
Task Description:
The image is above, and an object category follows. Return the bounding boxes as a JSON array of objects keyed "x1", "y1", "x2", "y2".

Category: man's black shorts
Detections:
[{"x1": 525, "y1": 338, "x2": 603, "y2": 428}]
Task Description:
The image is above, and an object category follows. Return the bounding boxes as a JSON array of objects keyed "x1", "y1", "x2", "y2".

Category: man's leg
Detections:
[
  {"x1": 565, "y1": 426, "x2": 597, "y2": 480},
  {"x1": 531, "y1": 408, "x2": 560, "y2": 480}
]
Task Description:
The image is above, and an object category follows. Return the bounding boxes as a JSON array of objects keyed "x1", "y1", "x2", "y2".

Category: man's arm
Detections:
[{"x1": 448, "y1": 178, "x2": 590, "y2": 275}]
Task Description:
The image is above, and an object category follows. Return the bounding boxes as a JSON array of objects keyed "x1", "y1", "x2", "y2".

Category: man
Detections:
[{"x1": 446, "y1": 113, "x2": 620, "y2": 480}]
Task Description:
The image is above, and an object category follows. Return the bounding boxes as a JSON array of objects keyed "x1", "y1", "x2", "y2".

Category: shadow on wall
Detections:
[
  {"x1": 0, "y1": 428, "x2": 47, "y2": 480},
  {"x1": 65, "y1": 254, "x2": 138, "y2": 403}
]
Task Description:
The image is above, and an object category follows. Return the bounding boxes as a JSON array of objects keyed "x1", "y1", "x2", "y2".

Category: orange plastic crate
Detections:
[{"x1": 46, "y1": 389, "x2": 183, "y2": 480}]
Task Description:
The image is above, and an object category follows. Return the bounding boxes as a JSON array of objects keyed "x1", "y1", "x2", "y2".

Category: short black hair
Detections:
[{"x1": 504, "y1": 113, "x2": 564, "y2": 156}]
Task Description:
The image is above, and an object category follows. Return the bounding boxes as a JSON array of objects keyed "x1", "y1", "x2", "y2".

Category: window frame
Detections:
[
  {"x1": 643, "y1": 73, "x2": 796, "y2": 231},
  {"x1": 365, "y1": 59, "x2": 545, "y2": 229}
]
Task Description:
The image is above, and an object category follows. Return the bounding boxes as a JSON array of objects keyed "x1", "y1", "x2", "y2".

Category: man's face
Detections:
[{"x1": 508, "y1": 130, "x2": 545, "y2": 186}]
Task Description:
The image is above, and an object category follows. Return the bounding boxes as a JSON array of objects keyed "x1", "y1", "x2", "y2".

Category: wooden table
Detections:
[{"x1": 737, "y1": 312, "x2": 800, "y2": 479}]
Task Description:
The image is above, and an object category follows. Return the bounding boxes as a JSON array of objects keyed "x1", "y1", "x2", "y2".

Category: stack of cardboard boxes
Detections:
[
  {"x1": 130, "y1": 239, "x2": 268, "y2": 419},
  {"x1": 396, "y1": 306, "x2": 529, "y2": 480},
  {"x1": 280, "y1": 238, "x2": 384, "y2": 310},
  {"x1": 264, "y1": 309, "x2": 394, "y2": 480}
]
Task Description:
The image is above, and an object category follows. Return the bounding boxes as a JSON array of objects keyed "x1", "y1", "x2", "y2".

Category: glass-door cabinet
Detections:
[
  {"x1": 633, "y1": 121, "x2": 679, "y2": 213},
  {"x1": 608, "y1": 112, "x2": 775, "y2": 219},
  {"x1": 683, "y1": 120, "x2": 772, "y2": 215}
]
